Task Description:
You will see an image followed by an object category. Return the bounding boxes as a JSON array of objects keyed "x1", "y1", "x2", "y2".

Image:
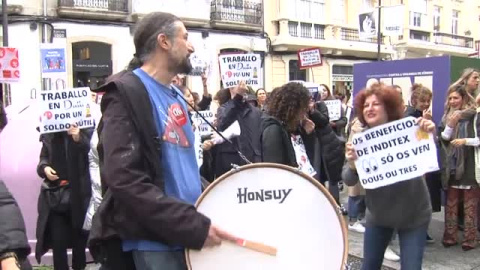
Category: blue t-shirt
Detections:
[{"x1": 123, "y1": 68, "x2": 202, "y2": 252}]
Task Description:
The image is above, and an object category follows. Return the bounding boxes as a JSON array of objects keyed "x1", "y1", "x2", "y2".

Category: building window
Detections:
[
  {"x1": 433, "y1": 6, "x2": 441, "y2": 31},
  {"x1": 409, "y1": 0, "x2": 426, "y2": 27},
  {"x1": 452, "y1": 10, "x2": 459, "y2": 35},
  {"x1": 332, "y1": 0, "x2": 346, "y2": 24},
  {"x1": 289, "y1": 0, "x2": 325, "y2": 22},
  {"x1": 332, "y1": 65, "x2": 353, "y2": 96},
  {"x1": 289, "y1": 60, "x2": 306, "y2": 81},
  {"x1": 410, "y1": 12, "x2": 422, "y2": 27},
  {"x1": 222, "y1": 0, "x2": 244, "y2": 9},
  {"x1": 362, "y1": 0, "x2": 372, "y2": 9}
]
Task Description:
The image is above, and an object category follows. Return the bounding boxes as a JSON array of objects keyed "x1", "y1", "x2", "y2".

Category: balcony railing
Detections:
[
  {"x1": 409, "y1": 30, "x2": 430, "y2": 42},
  {"x1": 58, "y1": 0, "x2": 128, "y2": 12},
  {"x1": 211, "y1": 0, "x2": 263, "y2": 26},
  {"x1": 433, "y1": 32, "x2": 474, "y2": 48},
  {"x1": 340, "y1": 28, "x2": 379, "y2": 43},
  {"x1": 288, "y1": 21, "x2": 325, "y2": 39}
]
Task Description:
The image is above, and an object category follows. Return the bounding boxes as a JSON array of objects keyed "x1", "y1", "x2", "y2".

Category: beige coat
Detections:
[{"x1": 346, "y1": 118, "x2": 366, "y2": 196}]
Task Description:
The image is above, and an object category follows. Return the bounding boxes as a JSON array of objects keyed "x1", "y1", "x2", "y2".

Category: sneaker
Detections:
[
  {"x1": 348, "y1": 221, "x2": 365, "y2": 233},
  {"x1": 384, "y1": 247, "x2": 400, "y2": 262},
  {"x1": 426, "y1": 234, "x2": 435, "y2": 244}
]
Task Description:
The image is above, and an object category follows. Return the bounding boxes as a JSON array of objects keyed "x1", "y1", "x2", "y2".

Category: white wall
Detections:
[
  {"x1": 132, "y1": 0, "x2": 211, "y2": 21},
  {"x1": 9, "y1": 23, "x2": 42, "y2": 106},
  {"x1": 8, "y1": 22, "x2": 133, "y2": 106},
  {"x1": 52, "y1": 22, "x2": 134, "y2": 77}
]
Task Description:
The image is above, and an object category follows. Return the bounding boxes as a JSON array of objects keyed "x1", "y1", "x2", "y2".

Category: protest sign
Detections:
[
  {"x1": 39, "y1": 87, "x2": 95, "y2": 134},
  {"x1": 352, "y1": 117, "x2": 438, "y2": 189},
  {"x1": 192, "y1": 110, "x2": 215, "y2": 137},
  {"x1": 219, "y1": 53, "x2": 262, "y2": 88},
  {"x1": 297, "y1": 48, "x2": 322, "y2": 69},
  {"x1": 40, "y1": 43, "x2": 68, "y2": 90},
  {"x1": 0, "y1": 47, "x2": 20, "y2": 82},
  {"x1": 324, "y1": 99, "x2": 342, "y2": 121}
]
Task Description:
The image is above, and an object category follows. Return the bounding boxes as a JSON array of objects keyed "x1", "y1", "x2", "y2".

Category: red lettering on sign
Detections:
[{"x1": 13, "y1": 70, "x2": 19, "y2": 78}]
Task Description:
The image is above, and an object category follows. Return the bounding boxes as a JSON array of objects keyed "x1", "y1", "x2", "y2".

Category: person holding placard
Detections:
[
  {"x1": 439, "y1": 84, "x2": 480, "y2": 251},
  {"x1": 320, "y1": 84, "x2": 347, "y2": 138},
  {"x1": 343, "y1": 83, "x2": 434, "y2": 270},
  {"x1": 36, "y1": 125, "x2": 93, "y2": 270}
]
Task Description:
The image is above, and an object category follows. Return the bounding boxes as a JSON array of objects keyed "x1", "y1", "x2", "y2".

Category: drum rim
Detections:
[{"x1": 186, "y1": 162, "x2": 349, "y2": 270}]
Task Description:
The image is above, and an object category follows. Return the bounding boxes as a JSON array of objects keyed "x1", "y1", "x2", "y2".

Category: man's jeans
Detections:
[
  {"x1": 362, "y1": 225, "x2": 428, "y2": 270},
  {"x1": 132, "y1": 250, "x2": 187, "y2": 270}
]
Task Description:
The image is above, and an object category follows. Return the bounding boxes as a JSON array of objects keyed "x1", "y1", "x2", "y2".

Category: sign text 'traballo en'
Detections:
[
  {"x1": 352, "y1": 117, "x2": 438, "y2": 189},
  {"x1": 39, "y1": 87, "x2": 95, "y2": 134},
  {"x1": 219, "y1": 53, "x2": 262, "y2": 88}
]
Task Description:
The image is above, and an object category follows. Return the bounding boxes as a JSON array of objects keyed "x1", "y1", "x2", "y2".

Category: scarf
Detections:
[{"x1": 443, "y1": 108, "x2": 477, "y2": 181}]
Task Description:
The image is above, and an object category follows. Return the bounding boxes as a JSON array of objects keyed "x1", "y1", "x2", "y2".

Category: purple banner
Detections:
[{"x1": 353, "y1": 56, "x2": 451, "y2": 124}]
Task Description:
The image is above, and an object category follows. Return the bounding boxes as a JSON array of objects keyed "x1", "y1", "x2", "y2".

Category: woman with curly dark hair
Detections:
[{"x1": 260, "y1": 82, "x2": 316, "y2": 173}]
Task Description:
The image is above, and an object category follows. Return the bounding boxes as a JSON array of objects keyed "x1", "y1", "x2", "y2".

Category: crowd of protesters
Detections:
[{"x1": 2, "y1": 11, "x2": 480, "y2": 270}]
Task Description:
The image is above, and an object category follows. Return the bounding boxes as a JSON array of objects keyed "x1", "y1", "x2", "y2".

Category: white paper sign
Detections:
[
  {"x1": 352, "y1": 117, "x2": 439, "y2": 189},
  {"x1": 298, "y1": 48, "x2": 322, "y2": 68},
  {"x1": 219, "y1": 53, "x2": 262, "y2": 88},
  {"x1": 382, "y1": 5, "x2": 404, "y2": 36},
  {"x1": 291, "y1": 135, "x2": 316, "y2": 177},
  {"x1": 39, "y1": 87, "x2": 95, "y2": 134},
  {"x1": 192, "y1": 110, "x2": 215, "y2": 137},
  {"x1": 324, "y1": 100, "x2": 342, "y2": 121}
]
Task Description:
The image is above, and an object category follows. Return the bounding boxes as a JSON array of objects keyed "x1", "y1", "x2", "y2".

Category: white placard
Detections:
[
  {"x1": 352, "y1": 117, "x2": 439, "y2": 189},
  {"x1": 297, "y1": 48, "x2": 322, "y2": 68},
  {"x1": 382, "y1": 5, "x2": 404, "y2": 36},
  {"x1": 324, "y1": 100, "x2": 342, "y2": 121},
  {"x1": 38, "y1": 87, "x2": 95, "y2": 134},
  {"x1": 291, "y1": 135, "x2": 316, "y2": 177},
  {"x1": 219, "y1": 53, "x2": 262, "y2": 88},
  {"x1": 192, "y1": 110, "x2": 215, "y2": 137}
]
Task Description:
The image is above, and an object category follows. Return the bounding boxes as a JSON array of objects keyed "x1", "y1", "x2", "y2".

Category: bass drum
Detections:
[{"x1": 187, "y1": 163, "x2": 348, "y2": 270}]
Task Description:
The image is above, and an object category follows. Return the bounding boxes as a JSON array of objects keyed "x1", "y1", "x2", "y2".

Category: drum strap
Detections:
[{"x1": 175, "y1": 90, "x2": 252, "y2": 165}]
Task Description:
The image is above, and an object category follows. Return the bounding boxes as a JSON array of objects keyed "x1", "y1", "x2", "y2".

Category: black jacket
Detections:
[
  {"x1": 404, "y1": 106, "x2": 423, "y2": 118},
  {"x1": 35, "y1": 130, "x2": 92, "y2": 263},
  {"x1": 215, "y1": 94, "x2": 262, "y2": 177},
  {"x1": 88, "y1": 71, "x2": 210, "y2": 254},
  {"x1": 260, "y1": 115, "x2": 321, "y2": 176},
  {"x1": 0, "y1": 180, "x2": 31, "y2": 265},
  {"x1": 0, "y1": 100, "x2": 7, "y2": 131},
  {"x1": 260, "y1": 116, "x2": 297, "y2": 167},
  {"x1": 313, "y1": 101, "x2": 345, "y2": 183}
]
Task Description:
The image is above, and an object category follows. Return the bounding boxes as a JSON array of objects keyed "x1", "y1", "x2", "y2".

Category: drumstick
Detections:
[{"x1": 234, "y1": 238, "x2": 277, "y2": 256}]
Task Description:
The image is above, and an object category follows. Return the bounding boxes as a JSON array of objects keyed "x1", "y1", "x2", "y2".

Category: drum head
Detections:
[{"x1": 187, "y1": 163, "x2": 347, "y2": 270}]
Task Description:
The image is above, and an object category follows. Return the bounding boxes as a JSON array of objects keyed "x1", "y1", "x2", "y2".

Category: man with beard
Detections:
[{"x1": 90, "y1": 12, "x2": 235, "y2": 270}]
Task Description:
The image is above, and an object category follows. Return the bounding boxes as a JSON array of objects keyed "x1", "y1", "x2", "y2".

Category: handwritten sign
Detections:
[
  {"x1": 0, "y1": 47, "x2": 20, "y2": 82},
  {"x1": 192, "y1": 110, "x2": 215, "y2": 137},
  {"x1": 219, "y1": 53, "x2": 262, "y2": 88},
  {"x1": 324, "y1": 100, "x2": 342, "y2": 121},
  {"x1": 39, "y1": 87, "x2": 95, "y2": 134},
  {"x1": 352, "y1": 117, "x2": 438, "y2": 189},
  {"x1": 297, "y1": 48, "x2": 322, "y2": 69}
]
